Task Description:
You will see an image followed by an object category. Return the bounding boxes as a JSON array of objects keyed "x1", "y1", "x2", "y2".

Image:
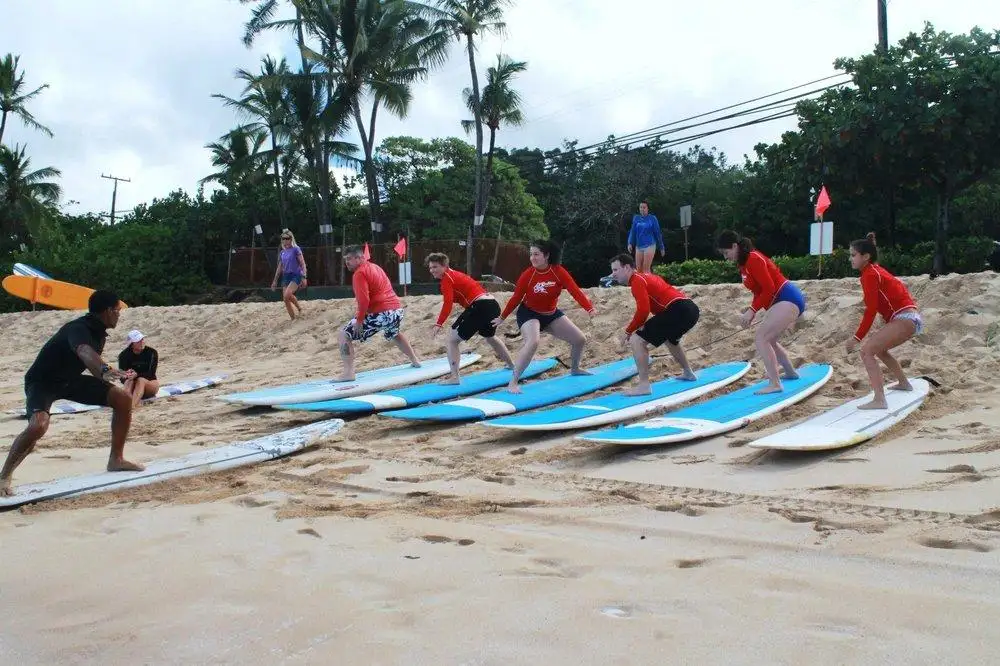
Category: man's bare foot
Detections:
[
  {"x1": 754, "y1": 384, "x2": 784, "y2": 395},
  {"x1": 570, "y1": 369, "x2": 592, "y2": 376},
  {"x1": 857, "y1": 399, "x2": 888, "y2": 410},
  {"x1": 0, "y1": 478, "x2": 13, "y2": 497},
  {"x1": 335, "y1": 375, "x2": 356, "y2": 383},
  {"x1": 410, "y1": 362, "x2": 422, "y2": 368},
  {"x1": 888, "y1": 381, "x2": 913, "y2": 392},
  {"x1": 678, "y1": 371, "x2": 697, "y2": 381},
  {"x1": 781, "y1": 370, "x2": 800, "y2": 380},
  {"x1": 439, "y1": 376, "x2": 461, "y2": 385},
  {"x1": 506, "y1": 382, "x2": 522, "y2": 395},
  {"x1": 107, "y1": 458, "x2": 145, "y2": 472},
  {"x1": 623, "y1": 385, "x2": 652, "y2": 396}
]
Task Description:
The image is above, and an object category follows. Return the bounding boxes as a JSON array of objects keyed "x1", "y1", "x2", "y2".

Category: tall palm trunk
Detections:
[
  {"x1": 269, "y1": 127, "x2": 287, "y2": 228},
  {"x1": 482, "y1": 125, "x2": 497, "y2": 219},
  {"x1": 353, "y1": 100, "x2": 383, "y2": 240},
  {"x1": 466, "y1": 33, "x2": 484, "y2": 274},
  {"x1": 0, "y1": 111, "x2": 7, "y2": 145}
]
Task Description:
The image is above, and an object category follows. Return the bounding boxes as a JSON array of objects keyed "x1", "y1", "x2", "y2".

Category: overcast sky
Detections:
[{"x1": 2, "y1": 0, "x2": 998, "y2": 218}]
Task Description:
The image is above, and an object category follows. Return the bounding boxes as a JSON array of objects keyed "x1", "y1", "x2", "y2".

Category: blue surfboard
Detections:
[
  {"x1": 218, "y1": 354, "x2": 480, "y2": 406},
  {"x1": 12, "y1": 262, "x2": 52, "y2": 279},
  {"x1": 483, "y1": 361, "x2": 752, "y2": 431},
  {"x1": 576, "y1": 363, "x2": 832, "y2": 446},
  {"x1": 275, "y1": 358, "x2": 558, "y2": 414},
  {"x1": 380, "y1": 358, "x2": 639, "y2": 422}
]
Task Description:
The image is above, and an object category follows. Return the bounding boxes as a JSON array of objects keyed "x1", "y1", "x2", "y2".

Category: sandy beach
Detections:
[{"x1": 2, "y1": 272, "x2": 1000, "y2": 665}]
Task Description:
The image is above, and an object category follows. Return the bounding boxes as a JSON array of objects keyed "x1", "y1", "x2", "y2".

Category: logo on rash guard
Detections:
[{"x1": 533, "y1": 281, "x2": 557, "y2": 294}]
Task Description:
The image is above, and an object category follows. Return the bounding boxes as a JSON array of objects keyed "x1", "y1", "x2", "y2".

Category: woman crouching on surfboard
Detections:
[
  {"x1": 846, "y1": 233, "x2": 922, "y2": 410},
  {"x1": 493, "y1": 239, "x2": 596, "y2": 394},
  {"x1": 717, "y1": 230, "x2": 804, "y2": 394}
]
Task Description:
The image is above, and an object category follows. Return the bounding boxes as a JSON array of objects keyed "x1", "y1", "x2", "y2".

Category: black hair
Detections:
[
  {"x1": 344, "y1": 244, "x2": 364, "y2": 258},
  {"x1": 716, "y1": 229, "x2": 755, "y2": 265},
  {"x1": 611, "y1": 253, "x2": 635, "y2": 268},
  {"x1": 530, "y1": 239, "x2": 561, "y2": 265},
  {"x1": 850, "y1": 232, "x2": 878, "y2": 263},
  {"x1": 88, "y1": 290, "x2": 119, "y2": 314}
]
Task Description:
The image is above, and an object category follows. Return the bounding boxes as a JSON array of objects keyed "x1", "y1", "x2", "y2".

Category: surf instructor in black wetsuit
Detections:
[{"x1": 1, "y1": 290, "x2": 144, "y2": 497}]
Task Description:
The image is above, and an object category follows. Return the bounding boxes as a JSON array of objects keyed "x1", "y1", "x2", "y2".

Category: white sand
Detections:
[{"x1": 2, "y1": 272, "x2": 1000, "y2": 664}]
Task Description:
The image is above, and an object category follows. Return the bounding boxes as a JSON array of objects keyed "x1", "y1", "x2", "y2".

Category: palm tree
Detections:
[
  {"x1": 200, "y1": 126, "x2": 270, "y2": 190},
  {"x1": 462, "y1": 54, "x2": 525, "y2": 217},
  {"x1": 0, "y1": 54, "x2": 54, "y2": 146},
  {"x1": 240, "y1": 0, "x2": 311, "y2": 72},
  {"x1": 0, "y1": 144, "x2": 61, "y2": 246},
  {"x1": 434, "y1": 0, "x2": 511, "y2": 271},
  {"x1": 214, "y1": 56, "x2": 292, "y2": 227}
]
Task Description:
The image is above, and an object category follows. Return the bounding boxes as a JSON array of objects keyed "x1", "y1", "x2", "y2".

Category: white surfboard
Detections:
[
  {"x1": 0, "y1": 419, "x2": 344, "y2": 509},
  {"x1": 218, "y1": 354, "x2": 480, "y2": 406},
  {"x1": 747, "y1": 378, "x2": 931, "y2": 451}
]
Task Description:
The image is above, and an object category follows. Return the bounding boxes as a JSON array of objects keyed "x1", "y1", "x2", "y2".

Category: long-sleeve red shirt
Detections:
[
  {"x1": 500, "y1": 265, "x2": 594, "y2": 318},
  {"x1": 626, "y1": 272, "x2": 688, "y2": 334},
  {"x1": 854, "y1": 263, "x2": 917, "y2": 341},
  {"x1": 435, "y1": 268, "x2": 487, "y2": 326},
  {"x1": 352, "y1": 261, "x2": 401, "y2": 321},
  {"x1": 740, "y1": 250, "x2": 788, "y2": 313}
]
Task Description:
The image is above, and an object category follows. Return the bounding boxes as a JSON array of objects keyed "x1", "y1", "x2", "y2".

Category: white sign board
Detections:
[
  {"x1": 679, "y1": 205, "x2": 692, "y2": 229},
  {"x1": 253, "y1": 224, "x2": 263, "y2": 235},
  {"x1": 398, "y1": 261, "x2": 412, "y2": 285},
  {"x1": 319, "y1": 224, "x2": 333, "y2": 234},
  {"x1": 809, "y1": 221, "x2": 834, "y2": 255}
]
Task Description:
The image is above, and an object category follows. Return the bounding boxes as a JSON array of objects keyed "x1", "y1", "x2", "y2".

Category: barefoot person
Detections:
[
  {"x1": 1, "y1": 290, "x2": 143, "y2": 497},
  {"x1": 846, "y1": 232, "x2": 922, "y2": 410},
  {"x1": 717, "y1": 230, "x2": 804, "y2": 394},
  {"x1": 494, "y1": 239, "x2": 596, "y2": 393},
  {"x1": 426, "y1": 253, "x2": 514, "y2": 384},
  {"x1": 610, "y1": 253, "x2": 699, "y2": 395},
  {"x1": 338, "y1": 245, "x2": 421, "y2": 381},
  {"x1": 626, "y1": 200, "x2": 665, "y2": 274},
  {"x1": 118, "y1": 329, "x2": 159, "y2": 407},
  {"x1": 271, "y1": 228, "x2": 307, "y2": 320}
]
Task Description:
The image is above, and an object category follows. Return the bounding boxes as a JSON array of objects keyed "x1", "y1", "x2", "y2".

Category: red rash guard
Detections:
[
  {"x1": 500, "y1": 265, "x2": 594, "y2": 318},
  {"x1": 352, "y1": 261, "x2": 401, "y2": 321},
  {"x1": 435, "y1": 268, "x2": 487, "y2": 326},
  {"x1": 854, "y1": 263, "x2": 917, "y2": 341},
  {"x1": 626, "y1": 272, "x2": 688, "y2": 334},
  {"x1": 740, "y1": 250, "x2": 788, "y2": 313}
]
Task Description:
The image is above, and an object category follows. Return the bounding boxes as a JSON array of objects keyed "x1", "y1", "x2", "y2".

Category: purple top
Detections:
[{"x1": 280, "y1": 246, "x2": 303, "y2": 275}]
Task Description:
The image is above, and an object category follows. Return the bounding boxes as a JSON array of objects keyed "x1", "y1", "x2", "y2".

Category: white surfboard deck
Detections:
[
  {"x1": 747, "y1": 378, "x2": 931, "y2": 451},
  {"x1": 0, "y1": 419, "x2": 344, "y2": 509},
  {"x1": 218, "y1": 355, "x2": 480, "y2": 406}
]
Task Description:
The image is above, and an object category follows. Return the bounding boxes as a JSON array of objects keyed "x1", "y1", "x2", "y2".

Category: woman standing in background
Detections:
[{"x1": 627, "y1": 201, "x2": 665, "y2": 273}]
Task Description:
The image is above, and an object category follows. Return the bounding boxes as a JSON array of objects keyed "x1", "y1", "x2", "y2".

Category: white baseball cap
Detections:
[{"x1": 126, "y1": 330, "x2": 145, "y2": 344}]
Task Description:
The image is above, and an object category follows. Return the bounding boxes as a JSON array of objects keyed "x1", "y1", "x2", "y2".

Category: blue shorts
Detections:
[
  {"x1": 773, "y1": 281, "x2": 806, "y2": 315},
  {"x1": 281, "y1": 273, "x2": 303, "y2": 287}
]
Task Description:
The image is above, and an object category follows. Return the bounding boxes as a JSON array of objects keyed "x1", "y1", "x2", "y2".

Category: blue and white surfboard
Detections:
[
  {"x1": 483, "y1": 361, "x2": 752, "y2": 431},
  {"x1": 275, "y1": 358, "x2": 558, "y2": 414},
  {"x1": 576, "y1": 364, "x2": 832, "y2": 446},
  {"x1": 380, "y1": 358, "x2": 638, "y2": 422},
  {"x1": 12, "y1": 263, "x2": 52, "y2": 279}
]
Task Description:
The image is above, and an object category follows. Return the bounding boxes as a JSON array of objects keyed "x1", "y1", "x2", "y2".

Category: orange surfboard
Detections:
[{"x1": 2, "y1": 275, "x2": 128, "y2": 311}]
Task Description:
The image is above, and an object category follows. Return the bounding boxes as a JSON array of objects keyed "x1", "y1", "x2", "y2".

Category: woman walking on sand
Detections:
[
  {"x1": 271, "y1": 229, "x2": 308, "y2": 320},
  {"x1": 626, "y1": 200, "x2": 665, "y2": 274}
]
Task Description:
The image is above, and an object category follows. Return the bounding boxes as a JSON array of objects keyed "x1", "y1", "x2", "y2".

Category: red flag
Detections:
[
  {"x1": 393, "y1": 237, "x2": 407, "y2": 259},
  {"x1": 814, "y1": 185, "x2": 831, "y2": 219},
  {"x1": 362, "y1": 242, "x2": 371, "y2": 260}
]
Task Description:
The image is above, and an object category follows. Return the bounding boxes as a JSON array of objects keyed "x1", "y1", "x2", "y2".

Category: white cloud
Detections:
[{"x1": 2, "y1": 0, "x2": 998, "y2": 215}]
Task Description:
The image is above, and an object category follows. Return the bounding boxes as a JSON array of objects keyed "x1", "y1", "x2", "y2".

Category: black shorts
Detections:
[
  {"x1": 515, "y1": 304, "x2": 564, "y2": 332},
  {"x1": 25, "y1": 375, "x2": 112, "y2": 415},
  {"x1": 636, "y1": 299, "x2": 700, "y2": 347},
  {"x1": 453, "y1": 298, "x2": 501, "y2": 341}
]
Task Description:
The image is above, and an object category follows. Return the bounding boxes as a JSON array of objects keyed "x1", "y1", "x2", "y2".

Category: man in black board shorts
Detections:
[{"x1": 1, "y1": 290, "x2": 144, "y2": 497}]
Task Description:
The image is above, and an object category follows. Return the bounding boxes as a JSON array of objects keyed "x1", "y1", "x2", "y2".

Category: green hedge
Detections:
[{"x1": 654, "y1": 236, "x2": 995, "y2": 285}]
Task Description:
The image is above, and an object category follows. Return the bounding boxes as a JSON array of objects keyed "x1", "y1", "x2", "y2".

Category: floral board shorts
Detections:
[
  {"x1": 892, "y1": 310, "x2": 925, "y2": 336},
  {"x1": 343, "y1": 308, "x2": 405, "y2": 343}
]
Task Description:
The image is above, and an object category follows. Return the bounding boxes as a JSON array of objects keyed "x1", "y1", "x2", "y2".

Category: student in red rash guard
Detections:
[
  {"x1": 716, "y1": 230, "x2": 805, "y2": 394},
  {"x1": 846, "y1": 232, "x2": 923, "y2": 410},
  {"x1": 494, "y1": 239, "x2": 596, "y2": 393},
  {"x1": 336, "y1": 245, "x2": 421, "y2": 381},
  {"x1": 426, "y1": 252, "x2": 514, "y2": 384}
]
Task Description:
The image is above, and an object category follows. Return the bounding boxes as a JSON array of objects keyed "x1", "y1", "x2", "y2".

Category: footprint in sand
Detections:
[
  {"x1": 654, "y1": 503, "x2": 706, "y2": 517},
  {"x1": 926, "y1": 464, "x2": 977, "y2": 474},
  {"x1": 917, "y1": 537, "x2": 992, "y2": 553},
  {"x1": 297, "y1": 528, "x2": 322, "y2": 539},
  {"x1": 675, "y1": 558, "x2": 710, "y2": 569},
  {"x1": 420, "y1": 535, "x2": 475, "y2": 546}
]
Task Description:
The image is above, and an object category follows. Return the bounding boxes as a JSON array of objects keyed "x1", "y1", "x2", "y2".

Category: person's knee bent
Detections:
[
  {"x1": 860, "y1": 339, "x2": 879, "y2": 359},
  {"x1": 27, "y1": 412, "x2": 50, "y2": 439},
  {"x1": 107, "y1": 387, "x2": 133, "y2": 413}
]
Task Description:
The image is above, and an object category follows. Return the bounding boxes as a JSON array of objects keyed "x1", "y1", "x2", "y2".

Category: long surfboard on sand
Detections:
[
  {"x1": 483, "y1": 361, "x2": 752, "y2": 431},
  {"x1": 276, "y1": 359, "x2": 558, "y2": 414},
  {"x1": 380, "y1": 358, "x2": 638, "y2": 422},
  {"x1": 0, "y1": 419, "x2": 344, "y2": 509},
  {"x1": 576, "y1": 364, "x2": 832, "y2": 446},
  {"x1": 2, "y1": 274, "x2": 128, "y2": 310},
  {"x1": 218, "y1": 354, "x2": 480, "y2": 406},
  {"x1": 12, "y1": 262, "x2": 52, "y2": 279},
  {"x1": 747, "y1": 377, "x2": 931, "y2": 451},
  {"x1": 9, "y1": 374, "x2": 229, "y2": 417}
]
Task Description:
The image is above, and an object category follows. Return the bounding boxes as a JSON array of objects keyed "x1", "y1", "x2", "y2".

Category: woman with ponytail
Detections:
[
  {"x1": 847, "y1": 232, "x2": 922, "y2": 410},
  {"x1": 716, "y1": 230, "x2": 805, "y2": 394},
  {"x1": 271, "y1": 229, "x2": 308, "y2": 320}
]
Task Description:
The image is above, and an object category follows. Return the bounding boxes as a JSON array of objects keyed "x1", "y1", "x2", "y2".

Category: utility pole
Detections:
[
  {"x1": 100, "y1": 173, "x2": 131, "y2": 225},
  {"x1": 876, "y1": 0, "x2": 888, "y2": 53}
]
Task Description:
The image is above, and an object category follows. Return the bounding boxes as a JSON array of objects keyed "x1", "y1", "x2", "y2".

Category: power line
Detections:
[{"x1": 100, "y1": 173, "x2": 131, "y2": 225}]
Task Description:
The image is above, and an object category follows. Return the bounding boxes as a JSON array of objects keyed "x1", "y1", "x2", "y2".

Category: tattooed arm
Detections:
[{"x1": 76, "y1": 344, "x2": 123, "y2": 382}]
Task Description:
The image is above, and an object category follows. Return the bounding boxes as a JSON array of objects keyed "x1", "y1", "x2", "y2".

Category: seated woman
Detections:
[{"x1": 118, "y1": 330, "x2": 160, "y2": 407}]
